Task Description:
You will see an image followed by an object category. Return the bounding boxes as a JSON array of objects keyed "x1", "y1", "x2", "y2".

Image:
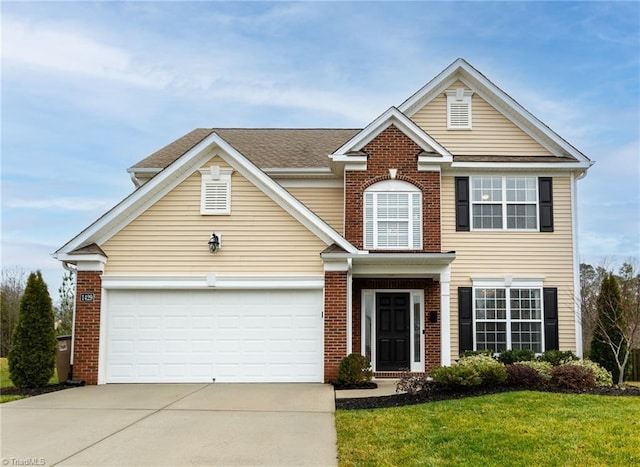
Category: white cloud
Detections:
[
  {"x1": 1, "y1": 13, "x2": 381, "y2": 124},
  {"x1": 2, "y1": 16, "x2": 172, "y2": 89}
]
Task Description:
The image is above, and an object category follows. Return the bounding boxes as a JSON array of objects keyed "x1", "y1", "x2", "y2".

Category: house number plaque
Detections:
[{"x1": 80, "y1": 293, "x2": 95, "y2": 303}]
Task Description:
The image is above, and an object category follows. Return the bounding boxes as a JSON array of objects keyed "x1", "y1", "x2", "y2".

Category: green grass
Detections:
[
  {"x1": 0, "y1": 357, "x2": 58, "y2": 403},
  {"x1": 336, "y1": 391, "x2": 640, "y2": 466}
]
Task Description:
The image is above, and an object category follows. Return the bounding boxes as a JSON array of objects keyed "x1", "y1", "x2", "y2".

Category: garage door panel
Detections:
[{"x1": 106, "y1": 289, "x2": 322, "y2": 383}]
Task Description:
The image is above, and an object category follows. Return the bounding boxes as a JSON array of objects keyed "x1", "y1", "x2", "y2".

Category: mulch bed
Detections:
[
  {"x1": 1, "y1": 382, "x2": 80, "y2": 398},
  {"x1": 336, "y1": 384, "x2": 640, "y2": 410}
]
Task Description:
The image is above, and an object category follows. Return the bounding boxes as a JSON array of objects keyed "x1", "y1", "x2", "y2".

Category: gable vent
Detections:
[
  {"x1": 199, "y1": 166, "x2": 233, "y2": 215},
  {"x1": 204, "y1": 182, "x2": 229, "y2": 212},
  {"x1": 446, "y1": 89, "x2": 473, "y2": 130},
  {"x1": 449, "y1": 102, "x2": 470, "y2": 127}
]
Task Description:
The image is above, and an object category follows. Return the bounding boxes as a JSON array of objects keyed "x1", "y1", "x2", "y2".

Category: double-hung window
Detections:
[
  {"x1": 363, "y1": 180, "x2": 422, "y2": 250},
  {"x1": 474, "y1": 286, "x2": 543, "y2": 353},
  {"x1": 471, "y1": 176, "x2": 538, "y2": 230}
]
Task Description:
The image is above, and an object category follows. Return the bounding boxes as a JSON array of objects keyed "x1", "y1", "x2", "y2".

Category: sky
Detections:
[{"x1": 1, "y1": 1, "x2": 639, "y2": 300}]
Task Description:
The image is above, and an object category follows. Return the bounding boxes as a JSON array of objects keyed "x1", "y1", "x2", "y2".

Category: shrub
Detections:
[
  {"x1": 8, "y1": 271, "x2": 56, "y2": 388},
  {"x1": 497, "y1": 349, "x2": 535, "y2": 365},
  {"x1": 538, "y1": 350, "x2": 578, "y2": 366},
  {"x1": 505, "y1": 364, "x2": 545, "y2": 388},
  {"x1": 457, "y1": 354, "x2": 507, "y2": 386},
  {"x1": 563, "y1": 359, "x2": 613, "y2": 387},
  {"x1": 550, "y1": 363, "x2": 596, "y2": 390},
  {"x1": 461, "y1": 349, "x2": 494, "y2": 358},
  {"x1": 337, "y1": 354, "x2": 372, "y2": 385},
  {"x1": 431, "y1": 365, "x2": 481, "y2": 388},
  {"x1": 396, "y1": 370, "x2": 432, "y2": 395},
  {"x1": 516, "y1": 360, "x2": 553, "y2": 380}
]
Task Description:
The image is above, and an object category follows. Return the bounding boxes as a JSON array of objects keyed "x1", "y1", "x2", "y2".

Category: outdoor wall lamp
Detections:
[{"x1": 208, "y1": 232, "x2": 221, "y2": 253}]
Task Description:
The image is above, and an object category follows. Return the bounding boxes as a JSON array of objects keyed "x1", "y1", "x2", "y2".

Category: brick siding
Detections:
[
  {"x1": 344, "y1": 125, "x2": 441, "y2": 252},
  {"x1": 73, "y1": 271, "x2": 102, "y2": 384},
  {"x1": 324, "y1": 271, "x2": 348, "y2": 382}
]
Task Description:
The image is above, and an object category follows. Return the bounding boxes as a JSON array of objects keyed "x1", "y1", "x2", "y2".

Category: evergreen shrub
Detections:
[{"x1": 8, "y1": 271, "x2": 56, "y2": 388}]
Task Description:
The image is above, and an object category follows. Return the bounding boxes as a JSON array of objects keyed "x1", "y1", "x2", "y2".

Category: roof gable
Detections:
[
  {"x1": 56, "y1": 132, "x2": 357, "y2": 259},
  {"x1": 399, "y1": 58, "x2": 592, "y2": 166},
  {"x1": 329, "y1": 107, "x2": 452, "y2": 169}
]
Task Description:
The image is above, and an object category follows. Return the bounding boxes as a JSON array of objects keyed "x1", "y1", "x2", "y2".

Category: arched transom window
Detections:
[{"x1": 363, "y1": 180, "x2": 422, "y2": 250}]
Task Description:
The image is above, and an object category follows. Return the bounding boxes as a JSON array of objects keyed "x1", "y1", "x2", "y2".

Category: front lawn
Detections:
[
  {"x1": 0, "y1": 357, "x2": 59, "y2": 403},
  {"x1": 336, "y1": 391, "x2": 640, "y2": 466}
]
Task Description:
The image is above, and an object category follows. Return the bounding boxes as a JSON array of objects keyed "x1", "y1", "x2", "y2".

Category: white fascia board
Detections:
[
  {"x1": 211, "y1": 136, "x2": 358, "y2": 254},
  {"x1": 457, "y1": 69, "x2": 592, "y2": 165},
  {"x1": 126, "y1": 167, "x2": 162, "y2": 175},
  {"x1": 322, "y1": 251, "x2": 456, "y2": 265},
  {"x1": 56, "y1": 132, "x2": 357, "y2": 256},
  {"x1": 56, "y1": 139, "x2": 219, "y2": 255},
  {"x1": 398, "y1": 59, "x2": 592, "y2": 166},
  {"x1": 102, "y1": 275, "x2": 324, "y2": 290},
  {"x1": 332, "y1": 107, "x2": 452, "y2": 158},
  {"x1": 398, "y1": 58, "x2": 466, "y2": 115}
]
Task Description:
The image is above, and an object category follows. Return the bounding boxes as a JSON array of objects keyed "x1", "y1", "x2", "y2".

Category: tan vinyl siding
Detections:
[
  {"x1": 442, "y1": 175, "x2": 576, "y2": 361},
  {"x1": 102, "y1": 160, "x2": 327, "y2": 274},
  {"x1": 286, "y1": 186, "x2": 344, "y2": 234},
  {"x1": 413, "y1": 81, "x2": 552, "y2": 156}
]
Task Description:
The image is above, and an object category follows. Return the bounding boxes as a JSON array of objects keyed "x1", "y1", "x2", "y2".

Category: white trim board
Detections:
[{"x1": 54, "y1": 132, "x2": 357, "y2": 258}]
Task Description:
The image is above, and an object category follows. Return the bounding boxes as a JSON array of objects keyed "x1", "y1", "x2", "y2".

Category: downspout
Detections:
[
  {"x1": 571, "y1": 172, "x2": 583, "y2": 358},
  {"x1": 346, "y1": 257, "x2": 353, "y2": 356},
  {"x1": 62, "y1": 262, "x2": 77, "y2": 377}
]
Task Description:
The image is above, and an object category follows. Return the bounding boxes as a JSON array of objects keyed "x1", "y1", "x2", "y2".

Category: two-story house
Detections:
[{"x1": 54, "y1": 59, "x2": 592, "y2": 384}]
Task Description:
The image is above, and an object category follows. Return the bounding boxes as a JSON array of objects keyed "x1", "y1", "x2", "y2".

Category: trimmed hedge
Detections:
[{"x1": 338, "y1": 354, "x2": 372, "y2": 385}]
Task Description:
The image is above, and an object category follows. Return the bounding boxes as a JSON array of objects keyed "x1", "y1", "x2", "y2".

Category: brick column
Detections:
[
  {"x1": 73, "y1": 270, "x2": 102, "y2": 384},
  {"x1": 324, "y1": 271, "x2": 348, "y2": 382}
]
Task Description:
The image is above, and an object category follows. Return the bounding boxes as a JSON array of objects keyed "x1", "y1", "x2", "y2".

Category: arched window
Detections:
[{"x1": 363, "y1": 180, "x2": 422, "y2": 250}]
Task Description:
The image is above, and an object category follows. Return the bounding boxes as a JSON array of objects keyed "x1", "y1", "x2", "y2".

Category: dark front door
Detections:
[{"x1": 376, "y1": 292, "x2": 410, "y2": 371}]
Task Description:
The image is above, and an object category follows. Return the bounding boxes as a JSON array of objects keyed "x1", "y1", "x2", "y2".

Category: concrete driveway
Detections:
[{"x1": 1, "y1": 383, "x2": 337, "y2": 466}]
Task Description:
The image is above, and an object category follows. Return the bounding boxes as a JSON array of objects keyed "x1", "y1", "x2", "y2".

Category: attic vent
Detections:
[
  {"x1": 199, "y1": 166, "x2": 233, "y2": 215},
  {"x1": 446, "y1": 88, "x2": 473, "y2": 130}
]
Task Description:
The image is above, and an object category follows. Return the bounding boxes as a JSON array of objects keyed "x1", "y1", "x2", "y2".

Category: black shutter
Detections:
[
  {"x1": 539, "y1": 177, "x2": 554, "y2": 232},
  {"x1": 455, "y1": 177, "x2": 470, "y2": 232},
  {"x1": 543, "y1": 287, "x2": 559, "y2": 351},
  {"x1": 458, "y1": 287, "x2": 473, "y2": 354}
]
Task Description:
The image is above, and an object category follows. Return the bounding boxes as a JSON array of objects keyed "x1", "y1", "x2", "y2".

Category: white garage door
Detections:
[{"x1": 106, "y1": 289, "x2": 323, "y2": 383}]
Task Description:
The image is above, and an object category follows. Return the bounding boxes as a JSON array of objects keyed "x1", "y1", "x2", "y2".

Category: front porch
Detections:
[{"x1": 322, "y1": 249, "x2": 455, "y2": 382}]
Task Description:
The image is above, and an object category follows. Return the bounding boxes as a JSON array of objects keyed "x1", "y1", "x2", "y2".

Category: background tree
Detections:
[
  {"x1": 618, "y1": 262, "x2": 640, "y2": 350},
  {"x1": 587, "y1": 263, "x2": 640, "y2": 384},
  {"x1": 580, "y1": 263, "x2": 605, "y2": 356},
  {"x1": 8, "y1": 271, "x2": 57, "y2": 388},
  {"x1": 55, "y1": 271, "x2": 75, "y2": 336},
  {"x1": 0, "y1": 267, "x2": 26, "y2": 357}
]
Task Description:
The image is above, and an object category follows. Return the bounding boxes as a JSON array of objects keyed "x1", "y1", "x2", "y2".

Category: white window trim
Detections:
[
  {"x1": 446, "y1": 88, "x2": 474, "y2": 130},
  {"x1": 470, "y1": 175, "x2": 539, "y2": 231},
  {"x1": 471, "y1": 277, "x2": 546, "y2": 353},
  {"x1": 361, "y1": 289, "x2": 425, "y2": 373},
  {"x1": 363, "y1": 180, "x2": 422, "y2": 250},
  {"x1": 199, "y1": 166, "x2": 233, "y2": 215}
]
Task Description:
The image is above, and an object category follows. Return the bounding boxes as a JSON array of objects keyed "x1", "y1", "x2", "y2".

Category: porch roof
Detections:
[{"x1": 321, "y1": 250, "x2": 456, "y2": 279}]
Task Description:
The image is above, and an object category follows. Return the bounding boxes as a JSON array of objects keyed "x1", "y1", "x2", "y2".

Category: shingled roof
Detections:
[{"x1": 131, "y1": 128, "x2": 361, "y2": 170}]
